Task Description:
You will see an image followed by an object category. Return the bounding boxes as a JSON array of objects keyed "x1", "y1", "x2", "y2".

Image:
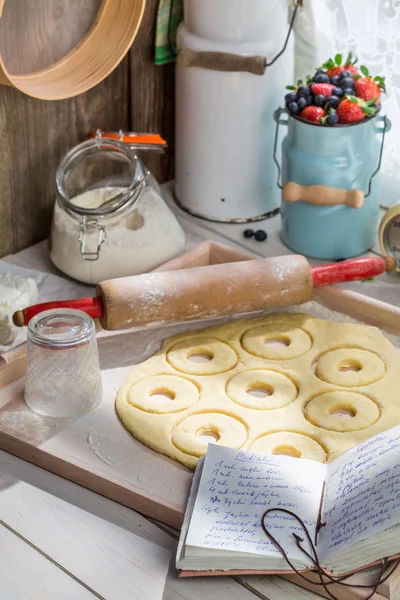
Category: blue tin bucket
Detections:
[{"x1": 273, "y1": 108, "x2": 391, "y2": 260}]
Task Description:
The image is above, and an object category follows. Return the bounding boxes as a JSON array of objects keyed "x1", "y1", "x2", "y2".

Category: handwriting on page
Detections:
[
  {"x1": 320, "y1": 425, "x2": 400, "y2": 560},
  {"x1": 185, "y1": 444, "x2": 325, "y2": 563}
]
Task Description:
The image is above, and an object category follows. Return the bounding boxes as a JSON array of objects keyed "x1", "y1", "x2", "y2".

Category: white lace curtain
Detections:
[{"x1": 293, "y1": 0, "x2": 400, "y2": 208}]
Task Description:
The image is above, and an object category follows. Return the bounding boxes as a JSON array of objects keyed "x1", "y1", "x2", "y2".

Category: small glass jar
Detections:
[
  {"x1": 49, "y1": 135, "x2": 185, "y2": 284},
  {"x1": 24, "y1": 309, "x2": 102, "y2": 418}
]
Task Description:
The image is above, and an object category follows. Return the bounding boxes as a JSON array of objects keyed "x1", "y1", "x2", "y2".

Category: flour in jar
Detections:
[{"x1": 49, "y1": 186, "x2": 186, "y2": 284}]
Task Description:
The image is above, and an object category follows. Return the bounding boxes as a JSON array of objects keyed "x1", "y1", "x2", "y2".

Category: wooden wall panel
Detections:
[
  {"x1": 129, "y1": 0, "x2": 175, "y2": 183},
  {"x1": 0, "y1": 62, "x2": 129, "y2": 255}
]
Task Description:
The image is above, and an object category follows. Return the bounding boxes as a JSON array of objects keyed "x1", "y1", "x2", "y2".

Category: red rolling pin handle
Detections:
[
  {"x1": 311, "y1": 256, "x2": 395, "y2": 287},
  {"x1": 13, "y1": 297, "x2": 104, "y2": 328}
]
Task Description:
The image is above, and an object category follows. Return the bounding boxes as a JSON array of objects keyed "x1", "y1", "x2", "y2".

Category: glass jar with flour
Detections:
[{"x1": 49, "y1": 134, "x2": 185, "y2": 284}]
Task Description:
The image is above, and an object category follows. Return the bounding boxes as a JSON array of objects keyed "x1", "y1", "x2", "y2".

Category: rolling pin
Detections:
[{"x1": 13, "y1": 255, "x2": 396, "y2": 331}]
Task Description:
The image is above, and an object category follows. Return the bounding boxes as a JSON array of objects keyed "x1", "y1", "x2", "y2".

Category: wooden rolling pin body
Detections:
[{"x1": 97, "y1": 255, "x2": 312, "y2": 331}]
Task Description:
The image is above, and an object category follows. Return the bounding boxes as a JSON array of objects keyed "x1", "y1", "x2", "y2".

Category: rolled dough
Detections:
[{"x1": 116, "y1": 313, "x2": 400, "y2": 469}]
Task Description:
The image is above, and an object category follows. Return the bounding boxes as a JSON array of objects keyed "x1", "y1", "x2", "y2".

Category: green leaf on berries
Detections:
[
  {"x1": 322, "y1": 59, "x2": 335, "y2": 70},
  {"x1": 360, "y1": 65, "x2": 369, "y2": 77},
  {"x1": 366, "y1": 98, "x2": 378, "y2": 106},
  {"x1": 306, "y1": 74, "x2": 313, "y2": 85},
  {"x1": 349, "y1": 96, "x2": 359, "y2": 103},
  {"x1": 286, "y1": 85, "x2": 296, "y2": 90},
  {"x1": 354, "y1": 75, "x2": 361, "y2": 80},
  {"x1": 335, "y1": 53, "x2": 343, "y2": 66},
  {"x1": 297, "y1": 79, "x2": 303, "y2": 87}
]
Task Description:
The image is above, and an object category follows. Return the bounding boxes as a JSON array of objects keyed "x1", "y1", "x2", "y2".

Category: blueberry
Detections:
[
  {"x1": 314, "y1": 73, "x2": 330, "y2": 84},
  {"x1": 326, "y1": 113, "x2": 339, "y2": 126},
  {"x1": 285, "y1": 92, "x2": 298, "y2": 104},
  {"x1": 340, "y1": 77, "x2": 355, "y2": 90},
  {"x1": 332, "y1": 87, "x2": 344, "y2": 97},
  {"x1": 254, "y1": 230, "x2": 268, "y2": 242},
  {"x1": 243, "y1": 229, "x2": 254, "y2": 239},
  {"x1": 327, "y1": 96, "x2": 340, "y2": 109},
  {"x1": 288, "y1": 101, "x2": 299, "y2": 114},
  {"x1": 306, "y1": 95, "x2": 313, "y2": 106},
  {"x1": 314, "y1": 94, "x2": 326, "y2": 107},
  {"x1": 297, "y1": 97, "x2": 307, "y2": 110},
  {"x1": 297, "y1": 85, "x2": 311, "y2": 97},
  {"x1": 314, "y1": 69, "x2": 324, "y2": 77},
  {"x1": 342, "y1": 88, "x2": 355, "y2": 97},
  {"x1": 330, "y1": 75, "x2": 341, "y2": 86},
  {"x1": 339, "y1": 70, "x2": 352, "y2": 79}
]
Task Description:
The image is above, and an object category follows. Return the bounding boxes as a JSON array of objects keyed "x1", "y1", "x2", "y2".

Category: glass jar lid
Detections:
[{"x1": 56, "y1": 138, "x2": 148, "y2": 218}]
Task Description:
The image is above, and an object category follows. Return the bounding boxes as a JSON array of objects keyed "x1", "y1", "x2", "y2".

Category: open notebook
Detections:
[{"x1": 177, "y1": 425, "x2": 400, "y2": 576}]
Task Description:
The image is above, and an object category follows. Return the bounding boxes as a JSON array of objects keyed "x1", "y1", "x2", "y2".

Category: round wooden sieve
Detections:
[{"x1": 0, "y1": 0, "x2": 145, "y2": 100}]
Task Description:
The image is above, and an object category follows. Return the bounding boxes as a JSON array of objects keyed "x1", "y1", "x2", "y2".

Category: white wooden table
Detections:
[{"x1": 1, "y1": 185, "x2": 399, "y2": 600}]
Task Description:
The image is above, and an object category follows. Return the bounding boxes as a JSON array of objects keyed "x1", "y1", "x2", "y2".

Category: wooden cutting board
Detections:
[{"x1": 1, "y1": 240, "x2": 400, "y2": 600}]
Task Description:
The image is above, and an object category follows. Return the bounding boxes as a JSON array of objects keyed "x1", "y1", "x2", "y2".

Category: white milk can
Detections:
[{"x1": 175, "y1": 0, "x2": 297, "y2": 222}]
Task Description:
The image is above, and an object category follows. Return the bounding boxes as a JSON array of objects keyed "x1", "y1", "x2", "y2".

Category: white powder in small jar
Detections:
[{"x1": 49, "y1": 186, "x2": 186, "y2": 284}]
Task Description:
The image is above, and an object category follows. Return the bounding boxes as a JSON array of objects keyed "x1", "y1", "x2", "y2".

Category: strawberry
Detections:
[
  {"x1": 300, "y1": 106, "x2": 325, "y2": 123},
  {"x1": 311, "y1": 83, "x2": 335, "y2": 97},
  {"x1": 337, "y1": 96, "x2": 378, "y2": 124},
  {"x1": 322, "y1": 52, "x2": 359, "y2": 78},
  {"x1": 354, "y1": 66, "x2": 386, "y2": 102}
]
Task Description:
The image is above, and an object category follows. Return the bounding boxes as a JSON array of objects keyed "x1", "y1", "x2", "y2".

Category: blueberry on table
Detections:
[
  {"x1": 340, "y1": 77, "x2": 355, "y2": 90},
  {"x1": 314, "y1": 73, "x2": 330, "y2": 84},
  {"x1": 297, "y1": 85, "x2": 311, "y2": 97},
  {"x1": 330, "y1": 75, "x2": 341, "y2": 86},
  {"x1": 314, "y1": 94, "x2": 326, "y2": 107},
  {"x1": 254, "y1": 230, "x2": 268, "y2": 242},
  {"x1": 339, "y1": 70, "x2": 351, "y2": 79},
  {"x1": 243, "y1": 229, "x2": 255, "y2": 239},
  {"x1": 288, "y1": 101, "x2": 299, "y2": 114},
  {"x1": 327, "y1": 96, "x2": 340, "y2": 109},
  {"x1": 332, "y1": 87, "x2": 344, "y2": 97},
  {"x1": 297, "y1": 97, "x2": 307, "y2": 110},
  {"x1": 285, "y1": 92, "x2": 298, "y2": 104},
  {"x1": 326, "y1": 113, "x2": 339, "y2": 126}
]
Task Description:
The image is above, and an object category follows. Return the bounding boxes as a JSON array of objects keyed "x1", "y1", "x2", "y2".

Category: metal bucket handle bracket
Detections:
[
  {"x1": 273, "y1": 108, "x2": 391, "y2": 208},
  {"x1": 176, "y1": 0, "x2": 301, "y2": 76}
]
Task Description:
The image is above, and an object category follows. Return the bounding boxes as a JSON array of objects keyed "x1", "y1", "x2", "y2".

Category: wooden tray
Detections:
[{"x1": 1, "y1": 240, "x2": 400, "y2": 600}]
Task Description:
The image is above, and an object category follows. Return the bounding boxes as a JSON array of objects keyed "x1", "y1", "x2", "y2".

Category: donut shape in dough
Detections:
[
  {"x1": 316, "y1": 348, "x2": 385, "y2": 387},
  {"x1": 250, "y1": 432, "x2": 327, "y2": 463},
  {"x1": 305, "y1": 391, "x2": 380, "y2": 432},
  {"x1": 167, "y1": 336, "x2": 238, "y2": 375},
  {"x1": 227, "y1": 370, "x2": 297, "y2": 410},
  {"x1": 127, "y1": 375, "x2": 199, "y2": 414},
  {"x1": 242, "y1": 323, "x2": 312, "y2": 360},
  {"x1": 172, "y1": 412, "x2": 247, "y2": 457}
]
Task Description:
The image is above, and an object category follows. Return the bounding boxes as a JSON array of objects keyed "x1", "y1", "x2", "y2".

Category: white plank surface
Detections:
[
  {"x1": 0, "y1": 450, "x2": 258, "y2": 600},
  {"x1": 0, "y1": 522, "x2": 97, "y2": 600}
]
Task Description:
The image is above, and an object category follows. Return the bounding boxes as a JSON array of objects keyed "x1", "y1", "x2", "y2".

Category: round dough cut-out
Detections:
[
  {"x1": 316, "y1": 348, "x2": 385, "y2": 387},
  {"x1": 242, "y1": 323, "x2": 312, "y2": 360},
  {"x1": 227, "y1": 370, "x2": 297, "y2": 410},
  {"x1": 305, "y1": 391, "x2": 380, "y2": 432},
  {"x1": 250, "y1": 432, "x2": 326, "y2": 463},
  {"x1": 167, "y1": 336, "x2": 238, "y2": 375},
  {"x1": 128, "y1": 375, "x2": 199, "y2": 414},
  {"x1": 172, "y1": 412, "x2": 248, "y2": 457}
]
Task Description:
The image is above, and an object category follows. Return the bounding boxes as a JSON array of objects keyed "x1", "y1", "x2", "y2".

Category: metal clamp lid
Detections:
[{"x1": 92, "y1": 130, "x2": 167, "y2": 153}]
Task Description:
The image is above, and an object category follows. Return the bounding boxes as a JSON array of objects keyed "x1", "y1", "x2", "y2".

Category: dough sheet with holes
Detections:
[{"x1": 116, "y1": 313, "x2": 400, "y2": 468}]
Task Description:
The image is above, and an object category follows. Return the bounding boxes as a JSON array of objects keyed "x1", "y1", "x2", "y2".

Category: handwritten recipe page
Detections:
[
  {"x1": 319, "y1": 425, "x2": 400, "y2": 561},
  {"x1": 185, "y1": 444, "x2": 326, "y2": 566}
]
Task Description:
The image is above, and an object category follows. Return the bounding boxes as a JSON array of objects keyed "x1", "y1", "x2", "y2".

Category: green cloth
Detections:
[{"x1": 155, "y1": 0, "x2": 184, "y2": 65}]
